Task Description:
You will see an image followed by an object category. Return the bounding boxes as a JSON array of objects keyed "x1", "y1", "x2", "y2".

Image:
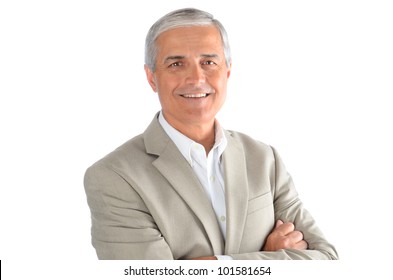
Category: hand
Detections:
[{"x1": 263, "y1": 220, "x2": 308, "y2": 251}]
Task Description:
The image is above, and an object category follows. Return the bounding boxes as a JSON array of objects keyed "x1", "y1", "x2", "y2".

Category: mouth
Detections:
[{"x1": 180, "y1": 93, "x2": 210, "y2": 98}]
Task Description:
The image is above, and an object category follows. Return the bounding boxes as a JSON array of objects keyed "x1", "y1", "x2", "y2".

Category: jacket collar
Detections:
[
  {"x1": 143, "y1": 113, "x2": 248, "y2": 255},
  {"x1": 222, "y1": 130, "x2": 249, "y2": 254},
  {"x1": 143, "y1": 113, "x2": 224, "y2": 254}
]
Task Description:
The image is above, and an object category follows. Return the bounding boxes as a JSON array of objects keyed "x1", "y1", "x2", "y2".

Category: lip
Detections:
[{"x1": 180, "y1": 93, "x2": 210, "y2": 98}]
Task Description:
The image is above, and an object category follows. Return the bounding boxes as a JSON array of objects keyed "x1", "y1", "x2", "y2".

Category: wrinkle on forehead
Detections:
[{"x1": 156, "y1": 26, "x2": 225, "y2": 65}]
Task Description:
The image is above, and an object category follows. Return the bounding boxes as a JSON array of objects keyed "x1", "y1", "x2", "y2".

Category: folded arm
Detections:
[
  {"x1": 190, "y1": 147, "x2": 338, "y2": 260},
  {"x1": 84, "y1": 163, "x2": 174, "y2": 259},
  {"x1": 228, "y1": 147, "x2": 338, "y2": 260}
]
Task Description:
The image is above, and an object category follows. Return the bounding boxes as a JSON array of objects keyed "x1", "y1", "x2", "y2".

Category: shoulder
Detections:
[
  {"x1": 226, "y1": 129, "x2": 274, "y2": 156},
  {"x1": 85, "y1": 133, "x2": 152, "y2": 178},
  {"x1": 86, "y1": 113, "x2": 167, "y2": 173},
  {"x1": 224, "y1": 129, "x2": 286, "y2": 172}
]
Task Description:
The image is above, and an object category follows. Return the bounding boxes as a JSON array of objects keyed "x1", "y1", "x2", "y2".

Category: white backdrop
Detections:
[{"x1": 1, "y1": 0, "x2": 392, "y2": 279}]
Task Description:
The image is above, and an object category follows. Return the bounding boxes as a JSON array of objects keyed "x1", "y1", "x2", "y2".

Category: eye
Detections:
[
  {"x1": 168, "y1": 61, "x2": 183, "y2": 67},
  {"x1": 202, "y1": 60, "x2": 217, "y2": 66}
]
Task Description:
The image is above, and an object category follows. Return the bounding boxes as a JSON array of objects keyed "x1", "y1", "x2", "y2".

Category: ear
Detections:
[
  {"x1": 144, "y1": 64, "x2": 158, "y2": 92},
  {"x1": 226, "y1": 62, "x2": 232, "y2": 79}
]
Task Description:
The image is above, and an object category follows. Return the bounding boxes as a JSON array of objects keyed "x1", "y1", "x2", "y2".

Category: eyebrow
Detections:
[
  {"x1": 164, "y1": 55, "x2": 185, "y2": 63},
  {"x1": 164, "y1": 54, "x2": 220, "y2": 63},
  {"x1": 200, "y1": 54, "x2": 219, "y2": 59}
]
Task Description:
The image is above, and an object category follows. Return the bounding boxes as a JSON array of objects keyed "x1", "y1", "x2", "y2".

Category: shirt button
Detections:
[
  {"x1": 220, "y1": 216, "x2": 226, "y2": 222},
  {"x1": 210, "y1": 175, "x2": 215, "y2": 182}
]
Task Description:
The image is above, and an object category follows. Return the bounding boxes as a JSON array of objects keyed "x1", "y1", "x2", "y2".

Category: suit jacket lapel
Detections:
[
  {"x1": 222, "y1": 131, "x2": 249, "y2": 254},
  {"x1": 143, "y1": 115, "x2": 225, "y2": 254}
]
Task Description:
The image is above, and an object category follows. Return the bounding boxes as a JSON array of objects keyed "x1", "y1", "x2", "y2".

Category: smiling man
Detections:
[
  {"x1": 145, "y1": 24, "x2": 230, "y2": 156},
  {"x1": 84, "y1": 8, "x2": 338, "y2": 260}
]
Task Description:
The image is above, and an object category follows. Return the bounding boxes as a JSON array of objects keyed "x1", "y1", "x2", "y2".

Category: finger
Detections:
[
  {"x1": 275, "y1": 220, "x2": 284, "y2": 229},
  {"x1": 293, "y1": 240, "x2": 308, "y2": 250},
  {"x1": 287, "y1": 230, "x2": 304, "y2": 243},
  {"x1": 275, "y1": 222, "x2": 295, "y2": 235}
]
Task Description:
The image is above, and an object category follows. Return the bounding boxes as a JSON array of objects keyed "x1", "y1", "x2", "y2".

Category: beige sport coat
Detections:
[{"x1": 84, "y1": 114, "x2": 338, "y2": 260}]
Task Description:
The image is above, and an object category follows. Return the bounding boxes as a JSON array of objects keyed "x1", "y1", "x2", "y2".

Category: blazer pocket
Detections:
[{"x1": 247, "y1": 192, "x2": 273, "y2": 214}]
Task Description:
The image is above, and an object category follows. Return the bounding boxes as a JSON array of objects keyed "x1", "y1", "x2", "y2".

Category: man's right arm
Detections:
[{"x1": 84, "y1": 163, "x2": 174, "y2": 259}]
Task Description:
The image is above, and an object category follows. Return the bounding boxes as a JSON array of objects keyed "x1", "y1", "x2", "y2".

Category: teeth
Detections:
[{"x1": 182, "y1": 93, "x2": 207, "y2": 98}]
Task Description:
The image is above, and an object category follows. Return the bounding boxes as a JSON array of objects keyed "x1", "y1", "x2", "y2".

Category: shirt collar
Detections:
[{"x1": 158, "y1": 111, "x2": 227, "y2": 166}]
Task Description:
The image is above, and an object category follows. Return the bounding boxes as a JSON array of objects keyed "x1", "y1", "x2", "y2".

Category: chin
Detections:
[{"x1": 186, "y1": 110, "x2": 217, "y2": 123}]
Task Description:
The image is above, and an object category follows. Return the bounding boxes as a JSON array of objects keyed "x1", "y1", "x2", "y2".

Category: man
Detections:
[{"x1": 84, "y1": 8, "x2": 338, "y2": 260}]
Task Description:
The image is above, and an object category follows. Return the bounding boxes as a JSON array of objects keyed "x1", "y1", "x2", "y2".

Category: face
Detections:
[{"x1": 145, "y1": 25, "x2": 231, "y2": 128}]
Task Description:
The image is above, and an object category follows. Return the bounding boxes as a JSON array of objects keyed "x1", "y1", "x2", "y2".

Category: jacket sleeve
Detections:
[
  {"x1": 84, "y1": 163, "x2": 174, "y2": 260},
  {"x1": 229, "y1": 147, "x2": 339, "y2": 260}
]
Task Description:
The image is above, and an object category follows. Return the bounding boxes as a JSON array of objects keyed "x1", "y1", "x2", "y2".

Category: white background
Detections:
[{"x1": 1, "y1": 0, "x2": 392, "y2": 279}]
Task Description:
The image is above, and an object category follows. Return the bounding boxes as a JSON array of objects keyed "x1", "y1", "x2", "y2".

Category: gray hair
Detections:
[{"x1": 145, "y1": 8, "x2": 231, "y2": 72}]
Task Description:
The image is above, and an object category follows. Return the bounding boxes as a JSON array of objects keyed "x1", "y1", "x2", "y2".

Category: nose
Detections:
[{"x1": 185, "y1": 64, "x2": 205, "y2": 85}]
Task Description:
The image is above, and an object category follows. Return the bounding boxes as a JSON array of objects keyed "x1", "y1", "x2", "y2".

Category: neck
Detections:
[{"x1": 163, "y1": 113, "x2": 216, "y2": 154}]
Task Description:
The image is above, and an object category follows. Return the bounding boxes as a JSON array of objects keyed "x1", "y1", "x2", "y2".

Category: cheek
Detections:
[
  {"x1": 212, "y1": 74, "x2": 228, "y2": 95},
  {"x1": 156, "y1": 77, "x2": 180, "y2": 105},
  {"x1": 156, "y1": 74, "x2": 180, "y2": 92},
  {"x1": 209, "y1": 68, "x2": 229, "y2": 84}
]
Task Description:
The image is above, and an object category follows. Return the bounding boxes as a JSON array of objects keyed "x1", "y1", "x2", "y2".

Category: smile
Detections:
[{"x1": 180, "y1": 93, "x2": 210, "y2": 98}]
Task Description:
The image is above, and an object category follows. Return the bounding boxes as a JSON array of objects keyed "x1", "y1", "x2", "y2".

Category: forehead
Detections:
[{"x1": 155, "y1": 25, "x2": 224, "y2": 57}]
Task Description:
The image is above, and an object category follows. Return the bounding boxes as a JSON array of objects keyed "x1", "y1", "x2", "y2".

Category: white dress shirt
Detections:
[{"x1": 158, "y1": 112, "x2": 228, "y2": 239}]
